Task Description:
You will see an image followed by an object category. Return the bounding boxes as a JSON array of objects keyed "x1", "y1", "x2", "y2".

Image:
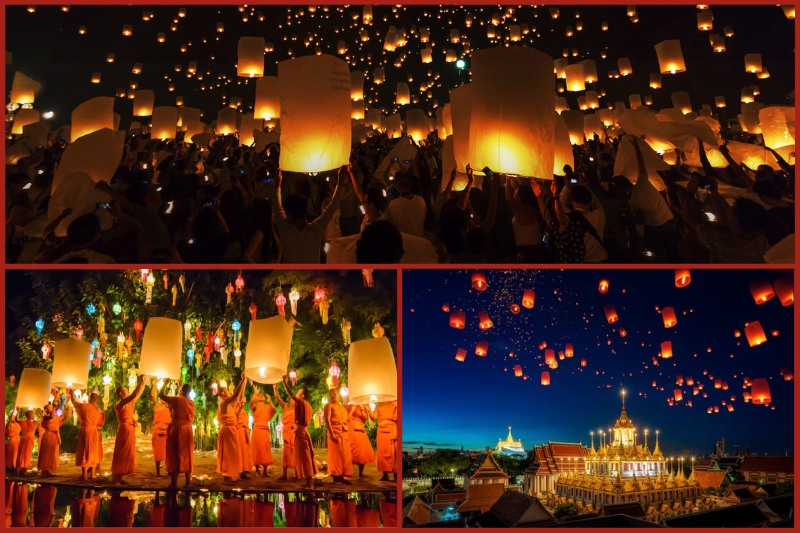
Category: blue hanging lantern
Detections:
[
  {"x1": 232, "y1": 319, "x2": 241, "y2": 343},
  {"x1": 187, "y1": 348, "x2": 195, "y2": 367},
  {"x1": 35, "y1": 318, "x2": 44, "y2": 338},
  {"x1": 86, "y1": 303, "x2": 96, "y2": 315}
]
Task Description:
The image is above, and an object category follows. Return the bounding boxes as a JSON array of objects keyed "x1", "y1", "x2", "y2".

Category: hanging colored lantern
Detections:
[
  {"x1": 289, "y1": 369, "x2": 297, "y2": 386},
  {"x1": 329, "y1": 361, "x2": 341, "y2": 388},
  {"x1": 249, "y1": 301, "x2": 258, "y2": 320},
  {"x1": 475, "y1": 341, "x2": 489, "y2": 357},
  {"x1": 289, "y1": 289, "x2": 300, "y2": 316},
  {"x1": 510, "y1": 303, "x2": 520, "y2": 314},
  {"x1": 604, "y1": 304, "x2": 618, "y2": 324},
  {"x1": 35, "y1": 318, "x2": 44, "y2": 338},
  {"x1": 675, "y1": 269, "x2": 691, "y2": 288},
  {"x1": 133, "y1": 318, "x2": 143, "y2": 342},
  {"x1": 541, "y1": 371, "x2": 551, "y2": 386},
  {"x1": 522, "y1": 289, "x2": 535, "y2": 309},
  {"x1": 145, "y1": 273, "x2": 155, "y2": 304},
  {"x1": 749, "y1": 279, "x2": 775, "y2": 305},
  {"x1": 449, "y1": 310, "x2": 466, "y2": 329},
  {"x1": 314, "y1": 287, "x2": 327, "y2": 302},
  {"x1": 455, "y1": 348, "x2": 467, "y2": 362},
  {"x1": 113, "y1": 303, "x2": 121, "y2": 315},
  {"x1": 171, "y1": 285, "x2": 178, "y2": 306},
  {"x1": 225, "y1": 283, "x2": 234, "y2": 305},
  {"x1": 744, "y1": 321, "x2": 767, "y2": 347},
  {"x1": 320, "y1": 298, "x2": 330, "y2": 324},
  {"x1": 471, "y1": 272, "x2": 488, "y2": 291},
  {"x1": 773, "y1": 274, "x2": 793, "y2": 306},
  {"x1": 179, "y1": 274, "x2": 186, "y2": 293},
  {"x1": 275, "y1": 292, "x2": 287, "y2": 316},
  {"x1": 162, "y1": 273, "x2": 169, "y2": 290},
  {"x1": 598, "y1": 279, "x2": 609, "y2": 294},
  {"x1": 116, "y1": 333, "x2": 125, "y2": 359},
  {"x1": 140, "y1": 269, "x2": 150, "y2": 283},
  {"x1": 235, "y1": 274, "x2": 245, "y2": 293},
  {"x1": 750, "y1": 378, "x2": 771, "y2": 405},
  {"x1": 211, "y1": 382, "x2": 218, "y2": 396},
  {"x1": 477, "y1": 312, "x2": 493, "y2": 330},
  {"x1": 661, "y1": 307, "x2": 677, "y2": 328},
  {"x1": 660, "y1": 341, "x2": 673, "y2": 359}
]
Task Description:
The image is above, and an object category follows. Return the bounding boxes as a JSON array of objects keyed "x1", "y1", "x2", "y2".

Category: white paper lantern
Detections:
[
  {"x1": 580, "y1": 59, "x2": 598, "y2": 83},
  {"x1": 278, "y1": 54, "x2": 351, "y2": 173},
  {"x1": 70, "y1": 96, "x2": 115, "y2": 142},
  {"x1": 629, "y1": 94, "x2": 643, "y2": 109},
  {"x1": 697, "y1": 11, "x2": 714, "y2": 30},
  {"x1": 406, "y1": 108, "x2": 430, "y2": 143},
  {"x1": 52, "y1": 338, "x2": 91, "y2": 389},
  {"x1": 150, "y1": 106, "x2": 178, "y2": 140},
  {"x1": 244, "y1": 316, "x2": 293, "y2": 384},
  {"x1": 617, "y1": 58, "x2": 633, "y2": 76},
  {"x1": 350, "y1": 71, "x2": 365, "y2": 101},
  {"x1": 216, "y1": 107, "x2": 238, "y2": 135},
  {"x1": 554, "y1": 58, "x2": 568, "y2": 79},
  {"x1": 254, "y1": 76, "x2": 280, "y2": 121},
  {"x1": 11, "y1": 109, "x2": 39, "y2": 135},
  {"x1": 561, "y1": 110, "x2": 585, "y2": 145},
  {"x1": 240, "y1": 113, "x2": 262, "y2": 146},
  {"x1": 584, "y1": 114, "x2": 604, "y2": 140},
  {"x1": 655, "y1": 40, "x2": 686, "y2": 74},
  {"x1": 449, "y1": 84, "x2": 472, "y2": 173},
  {"x1": 348, "y1": 337, "x2": 397, "y2": 404},
  {"x1": 421, "y1": 47, "x2": 433, "y2": 64},
  {"x1": 15, "y1": 368, "x2": 52, "y2": 410},
  {"x1": 237, "y1": 36, "x2": 265, "y2": 78},
  {"x1": 140, "y1": 318, "x2": 183, "y2": 380},
  {"x1": 744, "y1": 54, "x2": 762, "y2": 74},
  {"x1": 565, "y1": 64, "x2": 585, "y2": 92},
  {"x1": 383, "y1": 113, "x2": 403, "y2": 138},
  {"x1": 759, "y1": 106, "x2": 795, "y2": 149},
  {"x1": 133, "y1": 90, "x2": 155, "y2": 117},
  {"x1": 553, "y1": 112, "x2": 573, "y2": 175},
  {"x1": 671, "y1": 92, "x2": 693, "y2": 114},
  {"x1": 351, "y1": 100, "x2": 365, "y2": 120},
  {"x1": 396, "y1": 82, "x2": 410, "y2": 105},
  {"x1": 10, "y1": 71, "x2": 41, "y2": 105}
]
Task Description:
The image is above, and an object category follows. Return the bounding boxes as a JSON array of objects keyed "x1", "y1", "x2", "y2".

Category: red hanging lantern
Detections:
[
  {"x1": 604, "y1": 304, "x2": 618, "y2": 324},
  {"x1": 140, "y1": 269, "x2": 150, "y2": 283},
  {"x1": 249, "y1": 301, "x2": 258, "y2": 320},
  {"x1": 477, "y1": 311, "x2": 493, "y2": 330},
  {"x1": 661, "y1": 307, "x2": 677, "y2": 328},
  {"x1": 455, "y1": 348, "x2": 467, "y2": 362},
  {"x1": 749, "y1": 279, "x2": 775, "y2": 305},
  {"x1": 744, "y1": 321, "x2": 767, "y2": 347},
  {"x1": 314, "y1": 287, "x2": 327, "y2": 302},
  {"x1": 565, "y1": 343, "x2": 574, "y2": 358},
  {"x1": 133, "y1": 318, "x2": 143, "y2": 342},
  {"x1": 598, "y1": 279, "x2": 609, "y2": 294},
  {"x1": 475, "y1": 341, "x2": 489, "y2": 357},
  {"x1": 513, "y1": 364, "x2": 523, "y2": 377},
  {"x1": 235, "y1": 274, "x2": 245, "y2": 293},
  {"x1": 541, "y1": 371, "x2": 551, "y2": 386},
  {"x1": 471, "y1": 271, "x2": 488, "y2": 291},
  {"x1": 211, "y1": 382, "x2": 219, "y2": 396},
  {"x1": 675, "y1": 269, "x2": 691, "y2": 288},
  {"x1": 195, "y1": 325, "x2": 203, "y2": 341},
  {"x1": 660, "y1": 340, "x2": 673, "y2": 359},
  {"x1": 329, "y1": 361, "x2": 341, "y2": 388},
  {"x1": 9, "y1": 375, "x2": 15, "y2": 387},
  {"x1": 449, "y1": 310, "x2": 466, "y2": 329},
  {"x1": 773, "y1": 274, "x2": 793, "y2": 306},
  {"x1": 510, "y1": 303, "x2": 520, "y2": 314},
  {"x1": 522, "y1": 289, "x2": 535, "y2": 309},
  {"x1": 275, "y1": 292, "x2": 287, "y2": 316},
  {"x1": 750, "y1": 378, "x2": 771, "y2": 405}
]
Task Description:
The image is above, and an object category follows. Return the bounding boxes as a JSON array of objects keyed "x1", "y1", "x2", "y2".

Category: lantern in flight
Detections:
[
  {"x1": 675, "y1": 269, "x2": 691, "y2": 288},
  {"x1": 654, "y1": 40, "x2": 686, "y2": 74},
  {"x1": 449, "y1": 310, "x2": 466, "y2": 329},
  {"x1": 773, "y1": 274, "x2": 793, "y2": 306},
  {"x1": 477, "y1": 312, "x2": 494, "y2": 330},
  {"x1": 237, "y1": 36, "x2": 265, "y2": 78},
  {"x1": 745, "y1": 321, "x2": 767, "y2": 347},
  {"x1": 541, "y1": 371, "x2": 551, "y2": 386},
  {"x1": 522, "y1": 289, "x2": 535, "y2": 309},
  {"x1": 604, "y1": 305, "x2": 618, "y2": 324},
  {"x1": 661, "y1": 307, "x2": 677, "y2": 328},
  {"x1": 475, "y1": 341, "x2": 489, "y2": 357},
  {"x1": 472, "y1": 272, "x2": 487, "y2": 291},
  {"x1": 750, "y1": 378, "x2": 771, "y2": 405},
  {"x1": 513, "y1": 365, "x2": 523, "y2": 377},
  {"x1": 455, "y1": 348, "x2": 467, "y2": 362},
  {"x1": 660, "y1": 341, "x2": 673, "y2": 359},
  {"x1": 749, "y1": 279, "x2": 775, "y2": 304}
]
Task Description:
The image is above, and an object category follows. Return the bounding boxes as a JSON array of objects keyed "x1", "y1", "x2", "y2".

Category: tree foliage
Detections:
[
  {"x1": 553, "y1": 502, "x2": 581, "y2": 519},
  {"x1": 417, "y1": 449, "x2": 472, "y2": 477}
]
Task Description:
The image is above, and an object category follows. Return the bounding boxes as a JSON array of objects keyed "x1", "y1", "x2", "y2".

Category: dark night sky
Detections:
[
  {"x1": 402, "y1": 269, "x2": 794, "y2": 458},
  {"x1": 6, "y1": 5, "x2": 795, "y2": 128}
]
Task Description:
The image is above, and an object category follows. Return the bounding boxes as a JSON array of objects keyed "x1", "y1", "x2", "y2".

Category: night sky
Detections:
[
  {"x1": 6, "y1": 5, "x2": 794, "y2": 128},
  {"x1": 403, "y1": 269, "x2": 794, "y2": 458}
]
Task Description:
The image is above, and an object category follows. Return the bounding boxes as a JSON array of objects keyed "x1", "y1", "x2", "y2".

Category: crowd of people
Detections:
[
  {"x1": 4, "y1": 374, "x2": 398, "y2": 489},
  {"x1": 5, "y1": 123, "x2": 794, "y2": 264}
]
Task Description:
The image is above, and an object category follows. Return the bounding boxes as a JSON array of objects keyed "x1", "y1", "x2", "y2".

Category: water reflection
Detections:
[{"x1": 4, "y1": 481, "x2": 396, "y2": 527}]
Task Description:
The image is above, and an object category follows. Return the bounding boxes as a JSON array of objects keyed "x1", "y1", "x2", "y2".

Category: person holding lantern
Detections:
[
  {"x1": 324, "y1": 388, "x2": 353, "y2": 485},
  {"x1": 36, "y1": 403, "x2": 63, "y2": 477},
  {"x1": 249, "y1": 389, "x2": 277, "y2": 477},
  {"x1": 16, "y1": 408, "x2": 40, "y2": 473},
  {"x1": 235, "y1": 398, "x2": 254, "y2": 479},
  {"x1": 374, "y1": 401, "x2": 398, "y2": 482},
  {"x1": 5, "y1": 409, "x2": 22, "y2": 474},
  {"x1": 273, "y1": 382, "x2": 296, "y2": 481},
  {"x1": 159, "y1": 381, "x2": 196, "y2": 489},
  {"x1": 110, "y1": 375, "x2": 147, "y2": 485},
  {"x1": 151, "y1": 383, "x2": 172, "y2": 477},
  {"x1": 348, "y1": 404, "x2": 375, "y2": 481},
  {"x1": 281, "y1": 375, "x2": 317, "y2": 489},
  {"x1": 216, "y1": 376, "x2": 246, "y2": 484},
  {"x1": 69, "y1": 388, "x2": 104, "y2": 480}
]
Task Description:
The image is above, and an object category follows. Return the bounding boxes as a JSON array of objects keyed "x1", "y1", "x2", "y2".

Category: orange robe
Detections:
[
  {"x1": 380, "y1": 498, "x2": 397, "y2": 527},
  {"x1": 356, "y1": 505, "x2": 382, "y2": 527},
  {"x1": 10, "y1": 483, "x2": 28, "y2": 527},
  {"x1": 108, "y1": 495, "x2": 135, "y2": 527},
  {"x1": 5, "y1": 421, "x2": 21, "y2": 469},
  {"x1": 349, "y1": 406, "x2": 375, "y2": 465},
  {"x1": 74, "y1": 402, "x2": 104, "y2": 468},
  {"x1": 111, "y1": 400, "x2": 139, "y2": 475},
  {"x1": 217, "y1": 497, "x2": 243, "y2": 527},
  {"x1": 71, "y1": 493, "x2": 100, "y2": 527},
  {"x1": 251, "y1": 403, "x2": 276, "y2": 466},
  {"x1": 37, "y1": 415, "x2": 63, "y2": 472},
  {"x1": 376, "y1": 402, "x2": 397, "y2": 473},
  {"x1": 149, "y1": 500, "x2": 166, "y2": 527},
  {"x1": 285, "y1": 500, "x2": 318, "y2": 527},
  {"x1": 281, "y1": 401, "x2": 296, "y2": 469},
  {"x1": 254, "y1": 500, "x2": 275, "y2": 527},
  {"x1": 294, "y1": 398, "x2": 316, "y2": 479},
  {"x1": 163, "y1": 396, "x2": 195, "y2": 474},
  {"x1": 236, "y1": 406, "x2": 253, "y2": 472},
  {"x1": 32, "y1": 484, "x2": 57, "y2": 527},
  {"x1": 327, "y1": 403, "x2": 353, "y2": 477},
  {"x1": 216, "y1": 401, "x2": 242, "y2": 478},
  {"x1": 330, "y1": 498, "x2": 357, "y2": 527},
  {"x1": 16, "y1": 419, "x2": 37, "y2": 469},
  {"x1": 152, "y1": 404, "x2": 172, "y2": 463}
]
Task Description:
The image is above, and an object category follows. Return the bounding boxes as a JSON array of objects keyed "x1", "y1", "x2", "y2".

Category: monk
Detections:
[
  {"x1": 273, "y1": 382, "x2": 296, "y2": 480},
  {"x1": 110, "y1": 375, "x2": 146, "y2": 484},
  {"x1": 108, "y1": 490, "x2": 135, "y2": 527},
  {"x1": 32, "y1": 483, "x2": 57, "y2": 527},
  {"x1": 235, "y1": 399, "x2": 253, "y2": 479},
  {"x1": 349, "y1": 404, "x2": 375, "y2": 480},
  {"x1": 217, "y1": 377, "x2": 245, "y2": 484},
  {"x1": 281, "y1": 375, "x2": 316, "y2": 489},
  {"x1": 37, "y1": 404, "x2": 63, "y2": 477},
  {"x1": 159, "y1": 381, "x2": 196, "y2": 488},
  {"x1": 70, "y1": 388, "x2": 104, "y2": 480},
  {"x1": 374, "y1": 401, "x2": 397, "y2": 482},
  {"x1": 70, "y1": 489, "x2": 101, "y2": 527},
  {"x1": 250, "y1": 390, "x2": 277, "y2": 476},
  {"x1": 16, "y1": 408, "x2": 40, "y2": 473},
  {"x1": 324, "y1": 388, "x2": 353, "y2": 485},
  {"x1": 151, "y1": 384, "x2": 172, "y2": 477},
  {"x1": 5, "y1": 408, "x2": 22, "y2": 474}
]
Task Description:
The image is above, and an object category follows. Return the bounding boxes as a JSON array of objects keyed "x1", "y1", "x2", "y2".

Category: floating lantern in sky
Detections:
[
  {"x1": 455, "y1": 348, "x2": 467, "y2": 362},
  {"x1": 655, "y1": 40, "x2": 686, "y2": 74},
  {"x1": 348, "y1": 337, "x2": 396, "y2": 404},
  {"x1": 541, "y1": 371, "x2": 550, "y2": 386},
  {"x1": 604, "y1": 304, "x2": 618, "y2": 324},
  {"x1": 780, "y1": 368, "x2": 793, "y2": 381},
  {"x1": 772, "y1": 274, "x2": 793, "y2": 306},
  {"x1": 661, "y1": 341, "x2": 673, "y2": 359},
  {"x1": 139, "y1": 318, "x2": 183, "y2": 380},
  {"x1": 11, "y1": 109, "x2": 39, "y2": 135},
  {"x1": 237, "y1": 36, "x2": 265, "y2": 78},
  {"x1": 477, "y1": 312, "x2": 493, "y2": 330},
  {"x1": 406, "y1": 108, "x2": 430, "y2": 143},
  {"x1": 51, "y1": 338, "x2": 91, "y2": 389},
  {"x1": 617, "y1": 57, "x2": 632, "y2": 76},
  {"x1": 216, "y1": 107, "x2": 238, "y2": 136},
  {"x1": 396, "y1": 83, "x2": 410, "y2": 106},
  {"x1": 671, "y1": 91, "x2": 692, "y2": 114},
  {"x1": 780, "y1": 5, "x2": 795, "y2": 18},
  {"x1": 750, "y1": 378, "x2": 771, "y2": 405},
  {"x1": 9, "y1": 72, "x2": 40, "y2": 105},
  {"x1": 661, "y1": 307, "x2": 677, "y2": 328},
  {"x1": 744, "y1": 53, "x2": 763, "y2": 74},
  {"x1": 709, "y1": 34, "x2": 726, "y2": 52},
  {"x1": 71, "y1": 96, "x2": 115, "y2": 142},
  {"x1": 745, "y1": 321, "x2": 767, "y2": 347},
  {"x1": 565, "y1": 343, "x2": 574, "y2": 358},
  {"x1": 151, "y1": 106, "x2": 178, "y2": 140},
  {"x1": 673, "y1": 389, "x2": 683, "y2": 402},
  {"x1": 472, "y1": 272, "x2": 488, "y2": 291},
  {"x1": 449, "y1": 310, "x2": 466, "y2": 329},
  {"x1": 565, "y1": 64, "x2": 585, "y2": 92},
  {"x1": 580, "y1": 60, "x2": 598, "y2": 83},
  {"x1": 715, "y1": 96, "x2": 726, "y2": 108},
  {"x1": 475, "y1": 341, "x2": 488, "y2": 357},
  {"x1": 254, "y1": 76, "x2": 279, "y2": 121},
  {"x1": 513, "y1": 365, "x2": 523, "y2": 377},
  {"x1": 350, "y1": 71, "x2": 365, "y2": 101},
  {"x1": 133, "y1": 90, "x2": 155, "y2": 117},
  {"x1": 697, "y1": 11, "x2": 713, "y2": 30},
  {"x1": 749, "y1": 279, "x2": 776, "y2": 304},
  {"x1": 122, "y1": 24, "x2": 132, "y2": 37},
  {"x1": 522, "y1": 289, "x2": 535, "y2": 309},
  {"x1": 244, "y1": 316, "x2": 293, "y2": 384}
]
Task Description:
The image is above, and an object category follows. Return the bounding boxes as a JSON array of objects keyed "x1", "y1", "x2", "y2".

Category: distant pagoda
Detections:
[{"x1": 496, "y1": 426, "x2": 526, "y2": 456}]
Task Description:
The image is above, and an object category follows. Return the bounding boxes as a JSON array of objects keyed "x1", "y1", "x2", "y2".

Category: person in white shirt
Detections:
[{"x1": 381, "y1": 171, "x2": 427, "y2": 238}]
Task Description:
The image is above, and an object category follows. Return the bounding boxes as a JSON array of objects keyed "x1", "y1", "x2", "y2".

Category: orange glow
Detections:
[
  {"x1": 455, "y1": 348, "x2": 467, "y2": 362},
  {"x1": 604, "y1": 304, "x2": 618, "y2": 324},
  {"x1": 522, "y1": 289, "x2": 535, "y2": 309},
  {"x1": 660, "y1": 341, "x2": 673, "y2": 359},
  {"x1": 773, "y1": 274, "x2": 793, "y2": 306},
  {"x1": 541, "y1": 371, "x2": 551, "y2": 386},
  {"x1": 449, "y1": 310, "x2": 466, "y2": 329},
  {"x1": 475, "y1": 341, "x2": 489, "y2": 357},
  {"x1": 472, "y1": 272, "x2": 488, "y2": 291},
  {"x1": 749, "y1": 279, "x2": 776, "y2": 305},
  {"x1": 661, "y1": 307, "x2": 677, "y2": 328},
  {"x1": 745, "y1": 321, "x2": 767, "y2": 347},
  {"x1": 598, "y1": 279, "x2": 609, "y2": 294},
  {"x1": 675, "y1": 269, "x2": 691, "y2": 288}
]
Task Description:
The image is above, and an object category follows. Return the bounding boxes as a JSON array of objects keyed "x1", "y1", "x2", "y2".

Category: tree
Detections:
[
  {"x1": 554, "y1": 502, "x2": 581, "y2": 519},
  {"x1": 495, "y1": 454, "x2": 527, "y2": 478},
  {"x1": 418, "y1": 449, "x2": 471, "y2": 477}
]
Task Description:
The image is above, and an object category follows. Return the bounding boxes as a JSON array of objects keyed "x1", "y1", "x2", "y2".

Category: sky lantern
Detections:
[
  {"x1": 449, "y1": 310, "x2": 466, "y2": 329},
  {"x1": 673, "y1": 389, "x2": 683, "y2": 402},
  {"x1": 749, "y1": 279, "x2": 776, "y2": 304},
  {"x1": 655, "y1": 40, "x2": 686, "y2": 74},
  {"x1": 674, "y1": 269, "x2": 691, "y2": 287},
  {"x1": 421, "y1": 47, "x2": 433, "y2": 63},
  {"x1": 554, "y1": 58, "x2": 568, "y2": 79},
  {"x1": 244, "y1": 316, "x2": 293, "y2": 384},
  {"x1": 727, "y1": 404, "x2": 734, "y2": 412},
  {"x1": 348, "y1": 337, "x2": 396, "y2": 404},
  {"x1": 239, "y1": 113, "x2": 261, "y2": 146},
  {"x1": 603, "y1": 304, "x2": 618, "y2": 324},
  {"x1": 15, "y1": 368, "x2": 52, "y2": 410},
  {"x1": 10, "y1": 71, "x2": 41, "y2": 105},
  {"x1": 216, "y1": 107, "x2": 238, "y2": 136},
  {"x1": 773, "y1": 274, "x2": 793, "y2": 306},
  {"x1": 139, "y1": 318, "x2": 183, "y2": 380},
  {"x1": 406, "y1": 108, "x2": 430, "y2": 143},
  {"x1": 617, "y1": 57, "x2": 632, "y2": 76},
  {"x1": 122, "y1": 24, "x2": 133, "y2": 37},
  {"x1": 714, "y1": 96, "x2": 726, "y2": 108},
  {"x1": 676, "y1": 375, "x2": 684, "y2": 386},
  {"x1": 744, "y1": 53, "x2": 762, "y2": 73},
  {"x1": 396, "y1": 82, "x2": 410, "y2": 105},
  {"x1": 759, "y1": 107, "x2": 794, "y2": 150},
  {"x1": 584, "y1": 90, "x2": 599, "y2": 109},
  {"x1": 51, "y1": 338, "x2": 91, "y2": 389},
  {"x1": 584, "y1": 114, "x2": 603, "y2": 139},
  {"x1": 477, "y1": 311, "x2": 494, "y2": 330},
  {"x1": 660, "y1": 340, "x2": 673, "y2": 359},
  {"x1": 442, "y1": 303, "x2": 450, "y2": 313},
  {"x1": 475, "y1": 341, "x2": 489, "y2": 357},
  {"x1": 580, "y1": 358, "x2": 587, "y2": 367},
  {"x1": 467, "y1": 46, "x2": 555, "y2": 179},
  {"x1": 629, "y1": 94, "x2": 642, "y2": 109},
  {"x1": 510, "y1": 303, "x2": 520, "y2": 314},
  {"x1": 781, "y1": 5, "x2": 795, "y2": 18},
  {"x1": 278, "y1": 54, "x2": 351, "y2": 173},
  {"x1": 780, "y1": 368, "x2": 793, "y2": 381},
  {"x1": 697, "y1": 11, "x2": 713, "y2": 30},
  {"x1": 709, "y1": 34, "x2": 726, "y2": 52},
  {"x1": 237, "y1": 36, "x2": 265, "y2": 78},
  {"x1": 541, "y1": 371, "x2": 551, "y2": 386},
  {"x1": 513, "y1": 364, "x2": 523, "y2": 377},
  {"x1": 649, "y1": 73, "x2": 662, "y2": 89},
  {"x1": 565, "y1": 63, "x2": 585, "y2": 92},
  {"x1": 91, "y1": 72, "x2": 101, "y2": 84},
  {"x1": 580, "y1": 59, "x2": 598, "y2": 83},
  {"x1": 254, "y1": 76, "x2": 280, "y2": 120},
  {"x1": 133, "y1": 90, "x2": 155, "y2": 117},
  {"x1": 619, "y1": 327, "x2": 627, "y2": 337},
  {"x1": 750, "y1": 378, "x2": 771, "y2": 405},
  {"x1": 11, "y1": 109, "x2": 39, "y2": 135},
  {"x1": 671, "y1": 91, "x2": 693, "y2": 114},
  {"x1": 151, "y1": 106, "x2": 178, "y2": 140},
  {"x1": 561, "y1": 110, "x2": 585, "y2": 145},
  {"x1": 745, "y1": 321, "x2": 767, "y2": 347},
  {"x1": 71, "y1": 96, "x2": 115, "y2": 142},
  {"x1": 661, "y1": 307, "x2": 677, "y2": 328},
  {"x1": 545, "y1": 349, "x2": 557, "y2": 368},
  {"x1": 351, "y1": 100, "x2": 365, "y2": 121},
  {"x1": 522, "y1": 289, "x2": 535, "y2": 309},
  {"x1": 350, "y1": 71, "x2": 365, "y2": 101},
  {"x1": 565, "y1": 344, "x2": 574, "y2": 358},
  {"x1": 455, "y1": 348, "x2": 467, "y2": 362},
  {"x1": 472, "y1": 271, "x2": 488, "y2": 291}
]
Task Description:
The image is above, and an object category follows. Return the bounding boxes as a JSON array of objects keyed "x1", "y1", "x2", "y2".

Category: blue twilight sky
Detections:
[{"x1": 402, "y1": 269, "x2": 794, "y2": 458}]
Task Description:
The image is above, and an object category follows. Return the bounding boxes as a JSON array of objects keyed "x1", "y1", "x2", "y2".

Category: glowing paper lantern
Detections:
[
  {"x1": 780, "y1": 5, "x2": 795, "y2": 18},
  {"x1": 244, "y1": 316, "x2": 293, "y2": 384},
  {"x1": 710, "y1": 34, "x2": 726, "y2": 52},
  {"x1": 133, "y1": 90, "x2": 155, "y2": 117},
  {"x1": 347, "y1": 337, "x2": 397, "y2": 405},
  {"x1": 584, "y1": 114, "x2": 603, "y2": 139},
  {"x1": 581, "y1": 60, "x2": 598, "y2": 83},
  {"x1": 673, "y1": 389, "x2": 683, "y2": 402},
  {"x1": 472, "y1": 272, "x2": 488, "y2": 291},
  {"x1": 541, "y1": 371, "x2": 550, "y2": 386},
  {"x1": 660, "y1": 341, "x2": 673, "y2": 359},
  {"x1": 545, "y1": 349, "x2": 556, "y2": 368},
  {"x1": 150, "y1": 106, "x2": 178, "y2": 140},
  {"x1": 759, "y1": 106, "x2": 795, "y2": 150},
  {"x1": 697, "y1": 11, "x2": 713, "y2": 30},
  {"x1": 449, "y1": 84, "x2": 472, "y2": 173},
  {"x1": 675, "y1": 270, "x2": 691, "y2": 288},
  {"x1": 561, "y1": 110, "x2": 585, "y2": 145},
  {"x1": 467, "y1": 46, "x2": 555, "y2": 178},
  {"x1": 553, "y1": 112, "x2": 573, "y2": 174},
  {"x1": 69, "y1": 96, "x2": 115, "y2": 143},
  {"x1": 773, "y1": 274, "x2": 793, "y2": 306},
  {"x1": 617, "y1": 58, "x2": 632, "y2": 76},
  {"x1": 9, "y1": 72, "x2": 41, "y2": 105},
  {"x1": 475, "y1": 341, "x2": 488, "y2": 357},
  {"x1": 750, "y1": 378, "x2": 771, "y2": 405},
  {"x1": 216, "y1": 107, "x2": 238, "y2": 136},
  {"x1": 254, "y1": 76, "x2": 280, "y2": 121},
  {"x1": 455, "y1": 348, "x2": 467, "y2": 362},
  {"x1": 513, "y1": 365, "x2": 523, "y2": 377},
  {"x1": 671, "y1": 92, "x2": 693, "y2": 114},
  {"x1": 655, "y1": 40, "x2": 686, "y2": 74},
  {"x1": 15, "y1": 368, "x2": 52, "y2": 410},
  {"x1": 554, "y1": 58, "x2": 568, "y2": 79},
  {"x1": 396, "y1": 83, "x2": 410, "y2": 106},
  {"x1": 749, "y1": 279, "x2": 776, "y2": 304},
  {"x1": 11, "y1": 109, "x2": 39, "y2": 135},
  {"x1": 744, "y1": 54, "x2": 762, "y2": 73},
  {"x1": 51, "y1": 338, "x2": 91, "y2": 389},
  {"x1": 90, "y1": 72, "x2": 101, "y2": 84},
  {"x1": 604, "y1": 305, "x2": 618, "y2": 324},
  {"x1": 278, "y1": 55, "x2": 350, "y2": 173},
  {"x1": 237, "y1": 36, "x2": 265, "y2": 78},
  {"x1": 139, "y1": 318, "x2": 183, "y2": 379},
  {"x1": 450, "y1": 310, "x2": 466, "y2": 329},
  {"x1": 744, "y1": 321, "x2": 767, "y2": 347},
  {"x1": 598, "y1": 279, "x2": 609, "y2": 294},
  {"x1": 580, "y1": 358, "x2": 587, "y2": 367},
  {"x1": 662, "y1": 307, "x2": 677, "y2": 328},
  {"x1": 522, "y1": 289, "x2": 535, "y2": 309},
  {"x1": 780, "y1": 368, "x2": 793, "y2": 381},
  {"x1": 406, "y1": 109, "x2": 430, "y2": 143},
  {"x1": 565, "y1": 64, "x2": 585, "y2": 92},
  {"x1": 565, "y1": 344, "x2": 574, "y2": 358},
  {"x1": 477, "y1": 312, "x2": 494, "y2": 331},
  {"x1": 239, "y1": 113, "x2": 261, "y2": 147}
]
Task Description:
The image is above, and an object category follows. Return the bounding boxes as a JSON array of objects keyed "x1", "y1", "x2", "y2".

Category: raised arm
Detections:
[
  {"x1": 272, "y1": 383, "x2": 288, "y2": 408},
  {"x1": 456, "y1": 165, "x2": 474, "y2": 211},
  {"x1": 347, "y1": 163, "x2": 367, "y2": 205},
  {"x1": 281, "y1": 375, "x2": 299, "y2": 402},
  {"x1": 118, "y1": 376, "x2": 146, "y2": 409},
  {"x1": 271, "y1": 170, "x2": 288, "y2": 222},
  {"x1": 312, "y1": 167, "x2": 345, "y2": 227},
  {"x1": 232, "y1": 377, "x2": 247, "y2": 403}
]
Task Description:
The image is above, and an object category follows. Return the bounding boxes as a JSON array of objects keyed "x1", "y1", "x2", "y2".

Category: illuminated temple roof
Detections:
[
  {"x1": 496, "y1": 426, "x2": 526, "y2": 456},
  {"x1": 589, "y1": 392, "x2": 664, "y2": 462}
]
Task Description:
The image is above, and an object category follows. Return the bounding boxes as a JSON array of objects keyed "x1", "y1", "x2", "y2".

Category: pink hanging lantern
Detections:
[
  {"x1": 289, "y1": 369, "x2": 297, "y2": 386},
  {"x1": 329, "y1": 361, "x2": 341, "y2": 388},
  {"x1": 275, "y1": 292, "x2": 287, "y2": 316},
  {"x1": 235, "y1": 274, "x2": 245, "y2": 293}
]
